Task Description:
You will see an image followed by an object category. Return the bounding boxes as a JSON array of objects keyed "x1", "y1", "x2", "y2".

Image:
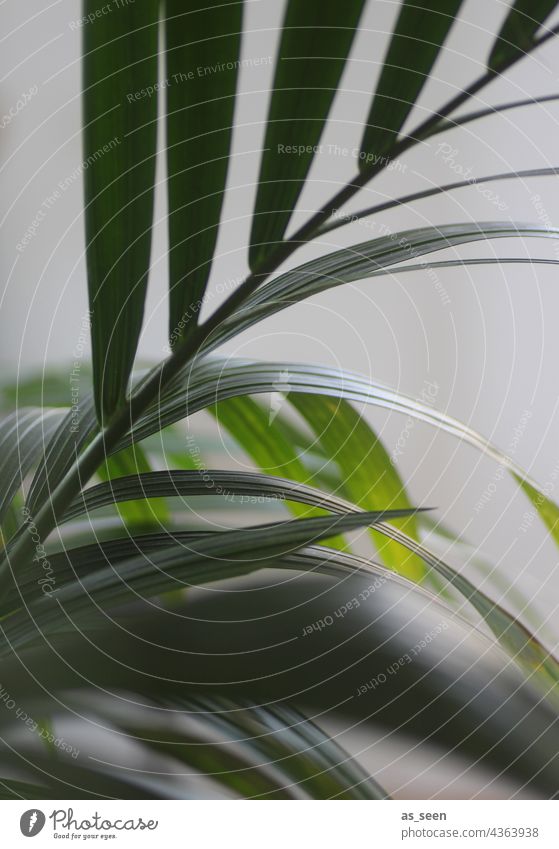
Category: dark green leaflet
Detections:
[
  {"x1": 249, "y1": 0, "x2": 365, "y2": 270},
  {"x1": 83, "y1": 0, "x2": 159, "y2": 419},
  {"x1": 165, "y1": 0, "x2": 243, "y2": 345},
  {"x1": 488, "y1": 1, "x2": 559, "y2": 70},
  {"x1": 360, "y1": 0, "x2": 463, "y2": 161}
]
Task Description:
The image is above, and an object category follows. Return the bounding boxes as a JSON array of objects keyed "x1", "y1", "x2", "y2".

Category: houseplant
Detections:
[{"x1": 1, "y1": 0, "x2": 559, "y2": 798}]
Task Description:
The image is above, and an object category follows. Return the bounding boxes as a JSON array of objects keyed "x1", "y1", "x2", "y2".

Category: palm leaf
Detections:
[
  {"x1": 43, "y1": 468, "x2": 559, "y2": 697},
  {"x1": 488, "y1": 1, "x2": 559, "y2": 70},
  {"x1": 113, "y1": 696, "x2": 387, "y2": 799},
  {"x1": 4, "y1": 554, "x2": 559, "y2": 796},
  {"x1": 26, "y1": 394, "x2": 98, "y2": 517},
  {"x1": 165, "y1": 0, "x2": 243, "y2": 345},
  {"x1": 3, "y1": 507, "x2": 418, "y2": 644},
  {"x1": 121, "y1": 357, "x2": 559, "y2": 566},
  {"x1": 97, "y1": 443, "x2": 169, "y2": 527},
  {"x1": 249, "y1": 0, "x2": 365, "y2": 269},
  {"x1": 211, "y1": 223, "x2": 559, "y2": 351},
  {"x1": 83, "y1": 0, "x2": 159, "y2": 418},
  {"x1": 210, "y1": 396, "x2": 311, "y2": 490},
  {"x1": 360, "y1": 0, "x2": 463, "y2": 161},
  {"x1": 515, "y1": 475, "x2": 559, "y2": 547},
  {"x1": 320, "y1": 168, "x2": 559, "y2": 235},
  {"x1": 0, "y1": 408, "x2": 65, "y2": 527},
  {"x1": 290, "y1": 395, "x2": 426, "y2": 581}
]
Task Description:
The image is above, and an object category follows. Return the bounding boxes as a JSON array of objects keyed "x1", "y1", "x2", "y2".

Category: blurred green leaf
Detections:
[
  {"x1": 375, "y1": 522, "x2": 559, "y2": 699},
  {"x1": 210, "y1": 395, "x2": 347, "y2": 546},
  {"x1": 290, "y1": 395, "x2": 426, "y2": 581},
  {"x1": 0, "y1": 408, "x2": 65, "y2": 527},
  {"x1": 117, "y1": 696, "x2": 387, "y2": 799},
  {"x1": 98, "y1": 443, "x2": 169, "y2": 528},
  {"x1": 0, "y1": 371, "x2": 91, "y2": 411},
  {"x1": 26, "y1": 394, "x2": 98, "y2": 519},
  {"x1": 515, "y1": 475, "x2": 559, "y2": 545}
]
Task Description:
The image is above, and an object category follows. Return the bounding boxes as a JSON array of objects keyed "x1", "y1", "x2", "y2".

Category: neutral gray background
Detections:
[{"x1": 2, "y1": 0, "x2": 559, "y2": 698}]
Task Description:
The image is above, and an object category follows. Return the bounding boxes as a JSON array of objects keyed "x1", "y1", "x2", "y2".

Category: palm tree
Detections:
[{"x1": 1, "y1": 0, "x2": 559, "y2": 799}]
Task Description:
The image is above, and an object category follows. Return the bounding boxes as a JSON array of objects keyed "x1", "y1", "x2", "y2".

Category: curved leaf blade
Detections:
[
  {"x1": 26, "y1": 394, "x2": 98, "y2": 517},
  {"x1": 216, "y1": 223, "x2": 559, "y2": 351},
  {"x1": 116, "y1": 696, "x2": 387, "y2": 799},
  {"x1": 97, "y1": 443, "x2": 169, "y2": 528},
  {"x1": 121, "y1": 356, "x2": 559, "y2": 565},
  {"x1": 63, "y1": 469, "x2": 356, "y2": 523},
  {"x1": 515, "y1": 475, "x2": 559, "y2": 547},
  {"x1": 3, "y1": 507, "x2": 417, "y2": 647},
  {"x1": 0, "y1": 408, "x2": 65, "y2": 529}
]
